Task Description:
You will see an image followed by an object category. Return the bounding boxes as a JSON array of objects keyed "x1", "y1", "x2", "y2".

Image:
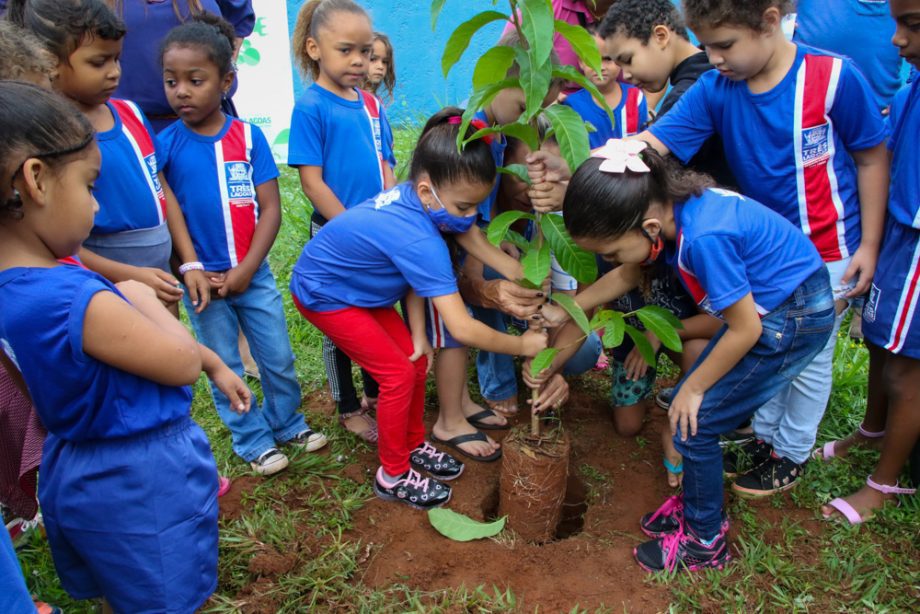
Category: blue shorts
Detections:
[
  {"x1": 82, "y1": 222, "x2": 173, "y2": 273},
  {"x1": 426, "y1": 299, "x2": 473, "y2": 349},
  {"x1": 864, "y1": 217, "x2": 920, "y2": 359},
  {"x1": 39, "y1": 416, "x2": 218, "y2": 612}
]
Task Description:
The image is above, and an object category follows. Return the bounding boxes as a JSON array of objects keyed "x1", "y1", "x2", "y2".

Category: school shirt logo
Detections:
[
  {"x1": 374, "y1": 188, "x2": 400, "y2": 210},
  {"x1": 801, "y1": 123, "x2": 830, "y2": 167},
  {"x1": 110, "y1": 99, "x2": 168, "y2": 224},
  {"x1": 225, "y1": 162, "x2": 255, "y2": 204}
]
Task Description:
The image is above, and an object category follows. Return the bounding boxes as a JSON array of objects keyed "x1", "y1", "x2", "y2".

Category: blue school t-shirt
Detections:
[
  {"x1": 0, "y1": 264, "x2": 192, "y2": 441},
  {"x1": 92, "y1": 99, "x2": 167, "y2": 234},
  {"x1": 563, "y1": 84, "x2": 648, "y2": 148},
  {"x1": 887, "y1": 81, "x2": 920, "y2": 228},
  {"x1": 291, "y1": 183, "x2": 458, "y2": 312},
  {"x1": 158, "y1": 115, "x2": 278, "y2": 272},
  {"x1": 668, "y1": 188, "x2": 824, "y2": 317},
  {"x1": 288, "y1": 84, "x2": 396, "y2": 225},
  {"x1": 793, "y1": 0, "x2": 903, "y2": 110},
  {"x1": 650, "y1": 45, "x2": 888, "y2": 263}
]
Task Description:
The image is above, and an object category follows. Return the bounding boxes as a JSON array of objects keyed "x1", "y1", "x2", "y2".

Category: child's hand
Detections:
[
  {"x1": 527, "y1": 179, "x2": 567, "y2": 214},
  {"x1": 539, "y1": 303, "x2": 570, "y2": 328},
  {"x1": 623, "y1": 332, "x2": 661, "y2": 381},
  {"x1": 500, "y1": 241, "x2": 521, "y2": 260},
  {"x1": 408, "y1": 335, "x2": 434, "y2": 375},
  {"x1": 843, "y1": 244, "x2": 878, "y2": 298},
  {"x1": 182, "y1": 269, "x2": 211, "y2": 313},
  {"x1": 218, "y1": 266, "x2": 256, "y2": 297},
  {"x1": 526, "y1": 150, "x2": 571, "y2": 184},
  {"x1": 520, "y1": 328, "x2": 548, "y2": 357},
  {"x1": 211, "y1": 364, "x2": 252, "y2": 414},
  {"x1": 528, "y1": 373, "x2": 570, "y2": 414},
  {"x1": 132, "y1": 266, "x2": 183, "y2": 305},
  {"x1": 668, "y1": 386, "x2": 704, "y2": 442},
  {"x1": 522, "y1": 357, "x2": 553, "y2": 390}
]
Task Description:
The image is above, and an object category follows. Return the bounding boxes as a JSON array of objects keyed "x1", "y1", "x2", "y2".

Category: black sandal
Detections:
[
  {"x1": 430, "y1": 431, "x2": 502, "y2": 462},
  {"x1": 465, "y1": 408, "x2": 508, "y2": 431}
]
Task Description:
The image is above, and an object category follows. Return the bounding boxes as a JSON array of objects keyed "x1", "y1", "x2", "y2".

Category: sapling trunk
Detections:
[{"x1": 531, "y1": 211, "x2": 543, "y2": 438}]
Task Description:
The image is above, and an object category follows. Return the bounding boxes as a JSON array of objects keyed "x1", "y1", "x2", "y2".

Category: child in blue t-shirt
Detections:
[
  {"x1": 638, "y1": 0, "x2": 889, "y2": 496},
  {"x1": 288, "y1": 0, "x2": 396, "y2": 440},
  {"x1": 563, "y1": 24, "x2": 648, "y2": 148},
  {"x1": 158, "y1": 16, "x2": 327, "y2": 475},
  {"x1": 0, "y1": 81, "x2": 253, "y2": 613},
  {"x1": 17, "y1": 0, "x2": 211, "y2": 316},
  {"x1": 820, "y1": 6, "x2": 920, "y2": 523},
  {"x1": 290, "y1": 109, "x2": 548, "y2": 510},
  {"x1": 545, "y1": 142, "x2": 834, "y2": 572}
]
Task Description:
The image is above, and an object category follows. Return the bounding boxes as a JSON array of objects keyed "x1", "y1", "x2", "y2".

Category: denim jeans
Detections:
[
  {"x1": 673, "y1": 267, "x2": 835, "y2": 539},
  {"x1": 472, "y1": 268, "x2": 603, "y2": 400},
  {"x1": 184, "y1": 261, "x2": 306, "y2": 462},
  {"x1": 752, "y1": 258, "x2": 852, "y2": 463}
]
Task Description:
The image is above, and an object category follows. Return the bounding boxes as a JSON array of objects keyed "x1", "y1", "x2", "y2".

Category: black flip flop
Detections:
[
  {"x1": 431, "y1": 431, "x2": 502, "y2": 462},
  {"x1": 465, "y1": 408, "x2": 509, "y2": 431}
]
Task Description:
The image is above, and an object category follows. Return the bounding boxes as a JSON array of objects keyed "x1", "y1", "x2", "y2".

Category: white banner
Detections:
[{"x1": 233, "y1": 0, "x2": 295, "y2": 163}]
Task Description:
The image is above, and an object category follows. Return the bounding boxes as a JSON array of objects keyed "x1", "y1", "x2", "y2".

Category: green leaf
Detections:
[
  {"x1": 430, "y1": 0, "x2": 447, "y2": 30},
  {"x1": 517, "y1": 277, "x2": 542, "y2": 290},
  {"x1": 514, "y1": 47, "x2": 552, "y2": 121},
  {"x1": 519, "y1": 0, "x2": 555, "y2": 71},
  {"x1": 457, "y1": 78, "x2": 520, "y2": 150},
  {"x1": 554, "y1": 19, "x2": 602, "y2": 76},
  {"x1": 602, "y1": 311, "x2": 626, "y2": 348},
  {"x1": 552, "y1": 64, "x2": 615, "y2": 128},
  {"x1": 497, "y1": 164, "x2": 532, "y2": 186},
  {"x1": 472, "y1": 45, "x2": 517, "y2": 89},
  {"x1": 428, "y1": 508, "x2": 506, "y2": 542},
  {"x1": 441, "y1": 11, "x2": 508, "y2": 77},
  {"x1": 505, "y1": 229, "x2": 529, "y2": 250},
  {"x1": 521, "y1": 239, "x2": 551, "y2": 287},
  {"x1": 500, "y1": 122, "x2": 540, "y2": 152},
  {"x1": 486, "y1": 210, "x2": 534, "y2": 246},
  {"x1": 637, "y1": 307, "x2": 683, "y2": 353},
  {"x1": 540, "y1": 214, "x2": 597, "y2": 285},
  {"x1": 543, "y1": 104, "x2": 591, "y2": 179},
  {"x1": 638, "y1": 305, "x2": 684, "y2": 329},
  {"x1": 550, "y1": 292, "x2": 590, "y2": 335},
  {"x1": 530, "y1": 348, "x2": 559, "y2": 378},
  {"x1": 625, "y1": 324, "x2": 656, "y2": 366}
]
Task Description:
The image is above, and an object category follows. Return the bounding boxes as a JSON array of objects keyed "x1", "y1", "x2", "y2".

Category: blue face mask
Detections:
[{"x1": 426, "y1": 185, "x2": 477, "y2": 234}]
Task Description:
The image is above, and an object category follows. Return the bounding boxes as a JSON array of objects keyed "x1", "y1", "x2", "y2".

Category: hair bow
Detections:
[
  {"x1": 448, "y1": 116, "x2": 493, "y2": 145},
  {"x1": 591, "y1": 139, "x2": 650, "y2": 174}
]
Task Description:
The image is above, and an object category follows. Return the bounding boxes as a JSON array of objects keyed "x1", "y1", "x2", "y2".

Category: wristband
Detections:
[{"x1": 178, "y1": 261, "x2": 204, "y2": 275}]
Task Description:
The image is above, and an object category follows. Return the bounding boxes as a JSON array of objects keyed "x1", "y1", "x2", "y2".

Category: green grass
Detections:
[{"x1": 13, "y1": 131, "x2": 920, "y2": 612}]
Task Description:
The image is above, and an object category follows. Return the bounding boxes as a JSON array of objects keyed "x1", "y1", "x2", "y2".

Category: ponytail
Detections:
[{"x1": 409, "y1": 107, "x2": 496, "y2": 189}]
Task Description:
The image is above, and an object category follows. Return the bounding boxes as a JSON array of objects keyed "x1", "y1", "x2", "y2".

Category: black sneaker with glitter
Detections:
[
  {"x1": 732, "y1": 453, "x2": 805, "y2": 496},
  {"x1": 373, "y1": 468, "x2": 451, "y2": 510},
  {"x1": 634, "y1": 523, "x2": 731, "y2": 573},
  {"x1": 640, "y1": 495, "x2": 730, "y2": 538},
  {"x1": 410, "y1": 441, "x2": 464, "y2": 480},
  {"x1": 722, "y1": 438, "x2": 772, "y2": 477}
]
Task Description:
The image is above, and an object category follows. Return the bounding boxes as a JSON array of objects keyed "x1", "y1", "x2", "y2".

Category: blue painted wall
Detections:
[{"x1": 285, "y1": 1, "x2": 505, "y2": 125}]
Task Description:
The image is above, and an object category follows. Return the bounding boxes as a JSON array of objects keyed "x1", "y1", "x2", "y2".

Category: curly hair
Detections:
[
  {"x1": 599, "y1": 0, "x2": 689, "y2": 43},
  {"x1": 681, "y1": 0, "x2": 793, "y2": 31},
  {"x1": 160, "y1": 12, "x2": 236, "y2": 77},
  {"x1": 291, "y1": 0, "x2": 369, "y2": 80},
  {"x1": 564, "y1": 147, "x2": 714, "y2": 240},
  {"x1": 0, "y1": 21, "x2": 56, "y2": 81}
]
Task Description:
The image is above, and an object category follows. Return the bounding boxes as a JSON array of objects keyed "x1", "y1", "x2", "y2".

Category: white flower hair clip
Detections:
[{"x1": 591, "y1": 139, "x2": 651, "y2": 174}]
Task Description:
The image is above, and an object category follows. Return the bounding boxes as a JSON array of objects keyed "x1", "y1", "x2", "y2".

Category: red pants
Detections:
[{"x1": 294, "y1": 299, "x2": 426, "y2": 475}]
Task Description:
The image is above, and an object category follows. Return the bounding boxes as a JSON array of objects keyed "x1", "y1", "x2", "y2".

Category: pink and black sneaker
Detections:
[
  {"x1": 634, "y1": 521, "x2": 731, "y2": 573},
  {"x1": 640, "y1": 495, "x2": 730, "y2": 538},
  {"x1": 373, "y1": 467, "x2": 451, "y2": 510},
  {"x1": 410, "y1": 441, "x2": 464, "y2": 480}
]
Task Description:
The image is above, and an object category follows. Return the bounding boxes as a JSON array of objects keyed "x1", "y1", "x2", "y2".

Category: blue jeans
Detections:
[
  {"x1": 673, "y1": 267, "x2": 835, "y2": 539},
  {"x1": 752, "y1": 259, "x2": 852, "y2": 463},
  {"x1": 472, "y1": 267, "x2": 603, "y2": 400},
  {"x1": 185, "y1": 261, "x2": 306, "y2": 462}
]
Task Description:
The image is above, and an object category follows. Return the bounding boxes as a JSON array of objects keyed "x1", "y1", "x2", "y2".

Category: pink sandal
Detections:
[
  {"x1": 822, "y1": 476, "x2": 916, "y2": 525},
  {"x1": 217, "y1": 475, "x2": 231, "y2": 498},
  {"x1": 814, "y1": 424, "x2": 885, "y2": 461}
]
